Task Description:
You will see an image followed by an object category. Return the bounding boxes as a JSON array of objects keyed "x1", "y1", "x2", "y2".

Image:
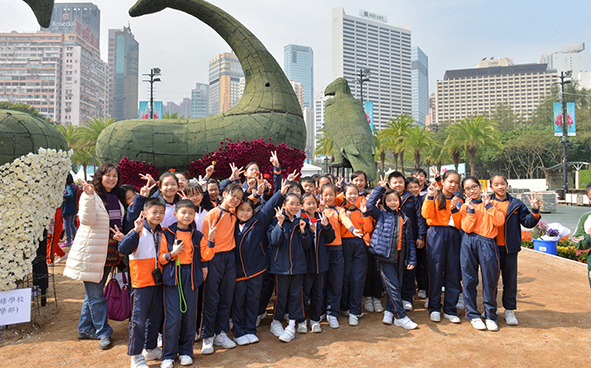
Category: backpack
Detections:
[{"x1": 74, "y1": 184, "x2": 83, "y2": 212}]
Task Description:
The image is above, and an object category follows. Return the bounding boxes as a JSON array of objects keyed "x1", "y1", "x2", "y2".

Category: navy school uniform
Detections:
[
  {"x1": 398, "y1": 190, "x2": 427, "y2": 303},
  {"x1": 302, "y1": 215, "x2": 336, "y2": 322},
  {"x1": 267, "y1": 211, "x2": 312, "y2": 323},
  {"x1": 122, "y1": 194, "x2": 147, "y2": 234},
  {"x1": 232, "y1": 191, "x2": 285, "y2": 338},
  {"x1": 366, "y1": 185, "x2": 417, "y2": 319},
  {"x1": 413, "y1": 194, "x2": 429, "y2": 294},
  {"x1": 118, "y1": 220, "x2": 163, "y2": 357}
]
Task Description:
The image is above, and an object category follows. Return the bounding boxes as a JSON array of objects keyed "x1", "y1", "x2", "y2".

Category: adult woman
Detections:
[{"x1": 64, "y1": 163, "x2": 125, "y2": 350}]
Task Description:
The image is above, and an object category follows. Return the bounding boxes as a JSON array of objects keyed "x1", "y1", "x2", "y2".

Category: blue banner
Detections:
[
  {"x1": 364, "y1": 100, "x2": 374, "y2": 132},
  {"x1": 139, "y1": 101, "x2": 163, "y2": 119},
  {"x1": 553, "y1": 102, "x2": 576, "y2": 136}
]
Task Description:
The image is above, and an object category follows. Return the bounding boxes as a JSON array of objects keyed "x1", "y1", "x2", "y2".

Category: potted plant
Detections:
[{"x1": 530, "y1": 221, "x2": 571, "y2": 256}]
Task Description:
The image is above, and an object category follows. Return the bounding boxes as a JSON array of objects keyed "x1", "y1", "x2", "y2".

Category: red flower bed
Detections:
[
  {"x1": 117, "y1": 157, "x2": 160, "y2": 190},
  {"x1": 187, "y1": 138, "x2": 305, "y2": 183}
]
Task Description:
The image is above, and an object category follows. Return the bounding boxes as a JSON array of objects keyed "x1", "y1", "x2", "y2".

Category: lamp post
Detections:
[
  {"x1": 143, "y1": 68, "x2": 161, "y2": 119},
  {"x1": 356, "y1": 68, "x2": 371, "y2": 104},
  {"x1": 559, "y1": 70, "x2": 572, "y2": 194}
]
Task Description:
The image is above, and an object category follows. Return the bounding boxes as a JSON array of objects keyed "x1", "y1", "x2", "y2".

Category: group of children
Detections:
[{"x1": 113, "y1": 153, "x2": 541, "y2": 368}]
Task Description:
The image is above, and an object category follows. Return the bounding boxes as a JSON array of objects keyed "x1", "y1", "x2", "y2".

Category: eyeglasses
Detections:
[
  {"x1": 464, "y1": 184, "x2": 480, "y2": 192},
  {"x1": 230, "y1": 193, "x2": 243, "y2": 202}
]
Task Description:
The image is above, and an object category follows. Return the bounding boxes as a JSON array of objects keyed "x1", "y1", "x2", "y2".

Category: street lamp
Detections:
[
  {"x1": 559, "y1": 70, "x2": 572, "y2": 194},
  {"x1": 357, "y1": 68, "x2": 371, "y2": 104},
  {"x1": 142, "y1": 68, "x2": 161, "y2": 119}
]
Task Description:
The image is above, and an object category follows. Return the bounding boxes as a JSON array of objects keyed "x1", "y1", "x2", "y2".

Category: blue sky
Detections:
[{"x1": 3, "y1": 0, "x2": 591, "y2": 104}]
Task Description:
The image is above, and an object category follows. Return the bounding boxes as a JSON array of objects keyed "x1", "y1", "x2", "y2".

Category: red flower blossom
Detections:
[
  {"x1": 301, "y1": 213, "x2": 308, "y2": 219},
  {"x1": 310, "y1": 217, "x2": 318, "y2": 224}
]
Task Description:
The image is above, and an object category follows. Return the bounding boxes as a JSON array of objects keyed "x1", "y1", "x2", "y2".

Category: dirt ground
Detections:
[{"x1": 1, "y1": 248, "x2": 590, "y2": 368}]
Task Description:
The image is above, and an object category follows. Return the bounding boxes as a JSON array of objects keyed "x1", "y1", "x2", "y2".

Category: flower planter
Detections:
[{"x1": 533, "y1": 239, "x2": 557, "y2": 256}]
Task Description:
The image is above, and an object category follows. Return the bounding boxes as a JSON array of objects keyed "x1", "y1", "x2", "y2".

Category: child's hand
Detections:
[
  {"x1": 318, "y1": 198, "x2": 325, "y2": 213},
  {"x1": 229, "y1": 163, "x2": 244, "y2": 181},
  {"x1": 171, "y1": 240, "x2": 184, "y2": 257},
  {"x1": 110, "y1": 225, "x2": 124, "y2": 242},
  {"x1": 526, "y1": 194, "x2": 539, "y2": 210},
  {"x1": 336, "y1": 176, "x2": 344, "y2": 189},
  {"x1": 352, "y1": 228, "x2": 363, "y2": 238},
  {"x1": 416, "y1": 239, "x2": 425, "y2": 249},
  {"x1": 280, "y1": 179, "x2": 289, "y2": 195},
  {"x1": 482, "y1": 195, "x2": 491, "y2": 206},
  {"x1": 140, "y1": 182, "x2": 157, "y2": 198},
  {"x1": 320, "y1": 214, "x2": 329, "y2": 227},
  {"x1": 299, "y1": 219, "x2": 307, "y2": 233},
  {"x1": 269, "y1": 151, "x2": 280, "y2": 168},
  {"x1": 377, "y1": 175, "x2": 388, "y2": 188},
  {"x1": 309, "y1": 221, "x2": 317, "y2": 233},
  {"x1": 133, "y1": 213, "x2": 145, "y2": 233},
  {"x1": 275, "y1": 207, "x2": 285, "y2": 226},
  {"x1": 202, "y1": 267, "x2": 208, "y2": 281},
  {"x1": 205, "y1": 164, "x2": 215, "y2": 179},
  {"x1": 360, "y1": 197, "x2": 367, "y2": 213},
  {"x1": 430, "y1": 167, "x2": 439, "y2": 180},
  {"x1": 427, "y1": 181, "x2": 438, "y2": 196},
  {"x1": 407, "y1": 264, "x2": 415, "y2": 270},
  {"x1": 450, "y1": 196, "x2": 460, "y2": 209},
  {"x1": 208, "y1": 226, "x2": 217, "y2": 242},
  {"x1": 178, "y1": 190, "x2": 188, "y2": 200},
  {"x1": 287, "y1": 169, "x2": 299, "y2": 181},
  {"x1": 465, "y1": 197, "x2": 473, "y2": 210},
  {"x1": 247, "y1": 178, "x2": 257, "y2": 192},
  {"x1": 80, "y1": 179, "x2": 95, "y2": 195},
  {"x1": 140, "y1": 173, "x2": 156, "y2": 186}
]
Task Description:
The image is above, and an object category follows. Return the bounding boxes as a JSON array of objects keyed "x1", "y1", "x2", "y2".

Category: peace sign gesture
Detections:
[
  {"x1": 229, "y1": 163, "x2": 244, "y2": 182},
  {"x1": 431, "y1": 167, "x2": 440, "y2": 180},
  {"x1": 377, "y1": 175, "x2": 387, "y2": 188},
  {"x1": 139, "y1": 173, "x2": 156, "y2": 186},
  {"x1": 140, "y1": 182, "x2": 157, "y2": 198},
  {"x1": 526, "y1": 194, "x2": 539, "y2": 210},
  {"x1": 133, "y1": 213, "x2": 146, "y2": 233},
  {"x1": 110, "y1": 225, "x2": 124, "y2": 242},
  {"x1": 287, "y1": 169, "x2": 299, "y2": 181},
  {"x1": 275, "y1": 207, "x2": 285, "y2": 226},
  {"x1": 427, "y1": 181, "x2": 438, "y2": 196},
  {"x1": 269, "y1": 151, "x2": 280, "y2": 168}
]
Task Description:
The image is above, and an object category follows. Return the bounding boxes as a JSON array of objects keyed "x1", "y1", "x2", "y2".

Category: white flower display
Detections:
[{"x1": 0, "y1": 148, "x2": 72, "y2": 291}]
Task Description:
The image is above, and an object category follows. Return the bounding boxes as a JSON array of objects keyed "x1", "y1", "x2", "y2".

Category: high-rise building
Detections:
[
  {"x1": 208, "y1": 52, "x2": 244, "y2": 114},
  {"x1": 289, "y1": 79, "x2": 305, "y2": 110},
  {"x1": 302, "y1": 107, "x2": 314, "y2": 161},
  {"x1": 540, "y1": 43, "x2": 585, "y2": 75},
  {"x1": 314, "y1": 92, "x2": 330, "y2": 154},
  {"x1": 435, "y1": 58, "x2": 558, "y2": 124},
  {"x1": 426, "y1": 93, "x2": 435, "y2": 127},
  {"x1": 108, "y1": 26, "x2": 139, "y2": 121},
  {"x1": 411, "y1": 46, "x2": 428, "y2": 126},
  {"x1": 179, "y1": 98, "x2": 191, "y2": 118},
  {"x1": 332, "y1": 7, "x2": 412, "y2": 130},
  {"x1": 43, "y1": 2, "x2": 100, "y2": 51},
  {"x1": 191, "y1": 83, "x2": 209, "y2": 118},
  {"x1": 284, "y1": 44, "x2": 314, "y2": 109}
]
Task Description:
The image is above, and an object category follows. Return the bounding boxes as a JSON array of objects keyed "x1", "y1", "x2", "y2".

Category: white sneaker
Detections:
[
  {"x1": 364, "y1": 297, "x2": 374, "y2": 312},
  {"x1": 160, "y1": 359, "x2": 174, "y2": 368},
  {"x1": 394, "y1": 316, "x2": 418, "y2": 330},
  {"x1": 417, "y1": 290, "x2": 427, "y2": 299},
  {"x1": 403, "y1": 300, "x2": 413, "y2": 311},
  {"x1": 443, "y1": 313, "x2": 461, "y2": 324},
  {"x1": 142, "y1": 347, "x2": 162, "y2": 361},
  {"x1": 270, "y1": 320, "x2": 284, "y2": 337},
  {"x1": 246, "y1": 334, "x2": 259, "y2": 344},
  {"x1": 382, "y1": 311, "x2": 394, "y2": 325},
  {"x1": 234, "y1": 335, "x2": 250, "y2": 346},
  {"x1": 256, "y1": 311, "x2": 267, "y2": 327},
  {"x1": 430, "y1": 311, "x2": 441, "y2": 322},
  {"x1": 485, "y1": 319, "x2": 499, "y2": 331},
  {"x1": 327, "y1": 315, "x2": 339, "y2": 329},
  {"x1": 456, "y1": 293, "x2": 465, "y2": 310},
  {"x1": 310, "y1": 321, "x2": 321, "y2": 333},
  {"x1": 131, "y1": 355, "x2": 148, "y2": 368},
  {"x1": 341, "y1": 310, "x2": 350, "y2": 316},
  {"x1": 373, "y1": 298, "x2": 384, "y2": 312},
  {"x1": 297, "y1": 321, "x2": 307, "y2": 334},
  {"x1": 55, "y1": 254, "x2": 68, "y2": 263},
  {"x1": 214, "y1": 331, "x2": 236, "y2": 349},
  {"x1": 504, "y1": 310, "x2": 519, "y2": 326},
  {"x1": 279, "y1": 325, "x2": 295, "y2": 342},
  {"x1": 201, "y1": 337, "x2": 214, "y2": 355},
  {"x1": 349, "y1": 314, "x2": 359, "y2": 326},
  {"x1": 179, "y1": 355, "x2": 193, "y2": 366},
  {"x1": 471, "y1": 318, "x2": 486, "y2": 330},
  {"x1": 319, "y1": 313, "x2": 326, "y2": 322}
]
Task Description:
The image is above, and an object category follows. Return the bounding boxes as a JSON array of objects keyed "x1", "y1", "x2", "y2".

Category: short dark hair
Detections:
[
  {"x1": 387, "y1": 171, "x2": 405, "y2": 182},
  {"x1": 351, "y1": 170, "x2": 367, "y2": 183},
  {"x1": 158, "y1": 172, "x2": 179, "y2": 187},
  {"x1": 320, "y1": 183, "x2": 337, "y2": 195},
  {"x1": 405, "y1": 177, "x2": 420, "y2": 186},
  {"x1": 301, "y1": 192, "x2": 318, "y2": 205},
  {"x1": 586, "y1": 183, "x2": 591, "y2": 193},
  {"x1": 287, "y1": 180, "x2": 304, "y2": 195},
  {"x1": 144, "y1": 197, "x2": 166, "y2": 211},
  {"x1": 284, "y1": 192, "x2": 301, "y2": 203},
  {"x1": 300, "y1": 176, "x2": 315, "y2": 186},
  {"x1": 66, "y1": 173, "x2": 74, "y2": 186},
  {"x1": 382, "y1": 189, "x2": 401, "y2": 210},
  {"x1": 489, "y1": 173, "x2": 508, "y2": 186},
  {"x1": 185, "y1": 181, "x2": 204, "y2": 195},
  {"x1": 206, "y1": 178, "x2": 220, "y2": 188},
  {"x1": 175, "y1": 199, "x2": 196, "y2": 212},
  {"x1": 119, "y1": 184, "x2": 139, "y2": 203},
  {"x1": 238, "y1": 198, "x2": 256, "y2": 212},
  {"x1": 318, "y1": 175, "x2": 332, "y2": 184},
  {"x1": 223, "y1": 182, "x2": 243, "y2": 195},
  {"x1": 411, "y1": 168, "x2": 427, "y2": 177},
  {"x1": 92, "y1": 163, "x2": 120, "y2": 195}
]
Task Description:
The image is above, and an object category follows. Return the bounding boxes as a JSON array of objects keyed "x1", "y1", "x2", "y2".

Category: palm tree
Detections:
[
  {"x1": 56, "y1": 123, "x2": 94, "y2": 180},
  {"x1": 445, "y1": 116, "x2": 503, "y2": 176},
  {"x1": 402, "y1": 125, "x2": 435, "y2": 168},
  {"x1": 76, "y1": 117, "x2": 116, "y2": 155},
  {"x1": 381, "y1": 114, "x2": 414, "y2": 172},
  {"x1": 314, "y1": 128, "x2": 334, "y2": 159},
  {"x1": 373, "y1": 131, "x2": 388, "y2": 172},
  {"x1": 424, "y1": 140, "x2": 447, "y2": 174}
]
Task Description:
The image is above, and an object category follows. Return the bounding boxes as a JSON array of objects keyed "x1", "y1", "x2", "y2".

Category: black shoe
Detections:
[
  {"x1": 98, "y1": 336, "x2": 112, "y2": 350},
  {"x1": 78, "y1": 332, "x2": 99, "y2": 340}
]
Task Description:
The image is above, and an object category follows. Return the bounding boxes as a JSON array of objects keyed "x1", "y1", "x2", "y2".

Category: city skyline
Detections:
[{"x1": 2, "y1": 0, "x2": 590, "y2": 105}]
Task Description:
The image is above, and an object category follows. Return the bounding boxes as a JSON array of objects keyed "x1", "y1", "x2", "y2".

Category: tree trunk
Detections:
[
  {"x1": 392, "y1": 151, "x2": 399, "y2": 171},
  {"x1": 380, "y1": 150, "x2": 386, "y2": 172},
  {"x1": 83, "y1": 164, "x2": 88, "y2": 181},
  {"x1": 414, "y1": 150, "x2": 420, "y2": 169},
  {"x1": 468, "y1": 146, "x2": 477, "y2": 177},
  {"x1": 400, "y1": 151, "x2": 405, "y2": 173},
  {"x1": 452, "y1": 150, "x2": 460, "y2": 172}
]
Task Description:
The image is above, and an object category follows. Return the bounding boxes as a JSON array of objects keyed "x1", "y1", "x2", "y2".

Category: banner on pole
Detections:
[
  {"x1": 553, "y1": 102, "x2": 576, "y2": 136},
  {"x1": 364, "y1": 101, "x2": 374, "y2": 132}
]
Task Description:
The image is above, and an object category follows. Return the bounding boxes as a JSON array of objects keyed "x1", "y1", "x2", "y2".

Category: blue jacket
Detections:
[
  {"x1": 366, "y1": 185, "x2": 417, "y2": 270},
  {"x1": 490, "y1": 193, "x2": 540, "y2": 254},
  {"x1": 267, "y1": 211, "x2": 312, "y2": 275},
  {"x1": 304, "y1": 215, "x2": 336, "y2": 274},
  {"x1": 160, "y1": 222, "x2": 212, "y2": 288},
  {"x1": 234, "y1": 191, "x2": 285, "y2": 280},
  {"x1": 62, "y1": 183, "x2": 77, "y2": 216},
  {"x1": 123, "y1": 194, "x2": 147, "y2": 233},
  {"x1": 400, "y1": 190, "x2": 427, "y2": 241}
]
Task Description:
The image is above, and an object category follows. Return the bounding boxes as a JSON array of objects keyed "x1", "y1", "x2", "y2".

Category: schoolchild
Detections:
[
  {"x1": 122, "y1": 181, "x2": 158, "y2": 234},
  {"x1": 388, "y1": 171, "x2": 427, "y2": 311},
  {"x1": 406, "y1": 176, "x2": 429, "y2": 301},
  {"x1": 158, "y1": 200, "x2": 215, "y2": 368},
  {"x1": 118, "y1": 198, "x2": 166, "y2": 368},
  {"x1": 320, "y1": 183, "x2": 344, "y2": 328},
  {"x1": 206, "y1": 179, "x2": 221, "y2": 207},
  {"x1": 365, "y1": 176, "x2": 418, "y2": 330},
  {"x1": 183, "y1": 182, "x2": 209, "y2": 232},
  {"x1": 267, "y1": 193, "x2": 311, "y2": 342},
  {"x1": 421, "y1": 170, "x2": 463, "y2": 323},
  {"x1": 300, "y1": 176, "x2": 317, "y2": 195},
  {"x1": 334, "y1": 170, "x2": 367, "y2": 207},
  {"x1": 232, "y1": 179, "x2": 288, "y2": 345},
  {"x1": 411, "y1": 168, "x2": 429, "y2": 196},
  {"x1": 339, "y1": 184, "x2": 375, "y2": 326},
  {"x1": 199, "y1": 182, "x2": 244, "y2": 354},
  {"x1": 157, "y1": 172, "x2": 181, "y2": 228},
  {"x1": 489, "y1": 173, "x2": 540, "y2": 326},
  {"x1": 301, "y1": 193, "x2": 336, "y2": 333},
  {"x1": 174, "y1": 171, "x2": 189, "y2": 192},
  {"x1": 459, "y1": 177, "x2": 505, "y2": 331}
]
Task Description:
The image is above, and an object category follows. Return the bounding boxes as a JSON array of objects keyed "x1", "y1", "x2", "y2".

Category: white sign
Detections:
[
  {"x1": 359, "y1": 10, "x2": 388, "y2": 23},
  {"x1": 0, "y1": 288, "x2": 31, "y2": 325}
]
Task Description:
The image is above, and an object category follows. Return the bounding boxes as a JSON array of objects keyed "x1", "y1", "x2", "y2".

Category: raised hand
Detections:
[
  {"x1": 430, "y1": 167, "x2": 440, "y2": 180},
  {"x1": 377, "y1": 175, "x2": 387, "y2": 188},
  {"x1": 269, "y1": 151, "x2": 280, "y2": 168},
  {"x1": 299, "y1": 219, "x2": 307, "y2": 233},
  {"x1": 133, "y1": 213, "x2": 145, "y2": 233},
  {"x1": 208, "y1": 225, "x2": 217, "y2": 241},
  {"x1": 320, "y1": 214, "x2": 329, "y2": 227},
  {"x1": 280, "y1": 179, "x2": 290, "y2": 195},
  {"x1": 247, "y1": 178, "x2": 257, "y2": 191},
  {"x1": 229, "y1": 163, "x2": 245, "y2": 181},
  {"x1": 178, "y1": 190, "x2": 188, "y2": 200},
  {"x1": 336, "y1": 176, "x2": 344, "y2": 189},
  {"x1": 139, "y1": 173, "x2": 156, "y2": 186},
  {"x1": 287, "y1": 169, "x2": 299, "y2": 181},
  {"x1": 204, "y1": 164, "x2": 215, "y2": 179},
  {"x1": 464, "y1": 197, "x2": 473, "y2": 210},
  {"x1": 140, "y1": 182, "x2": 157, "y2": 198},
  {"x1": 482, "y1": 194, "x2": 491, "y2": 206},
  {"x1": 360, "y1": 197, "x2": 368, "y2": 213},
  {"x1": 526, "y1": 194, "x2": 539, "y2": 210},
  {"x1": 256, "y1": 177, "x2": 266, "y2": 196},
  {"x1": 427, "y1": 181, "x2": 438, "y2": 196},
  {"x1": 275, "y1": 207, "x2": 285, "y2": 226},
  {"x1": 318, "y1": 197, "x2": 326, "y2": 213},
  {"x1": 110, "y1": 225, "x2": 124, "y2": 242}
]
